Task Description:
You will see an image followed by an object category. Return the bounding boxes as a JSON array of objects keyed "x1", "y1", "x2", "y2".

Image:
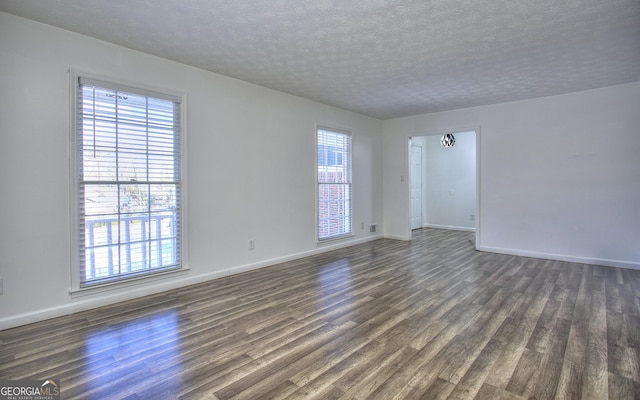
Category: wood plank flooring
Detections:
[{"x1": 1, "y1": 228, "x2": 639, "y2": 399}]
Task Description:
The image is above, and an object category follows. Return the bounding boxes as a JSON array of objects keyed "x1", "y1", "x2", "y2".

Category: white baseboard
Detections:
[
  {"x1": 477, "y1": 245, "x2": 640, "y2": 270},
  {"x1": 225, "y1": 233, "x2": 384, "y2": 276},
  {"x1": 424, "y1": 223, "x2": 476, "y2": 232},
  {"x1": 383, "y1": 233, "x2": 410, "y2": 241},
  {"x1": 0, "y1": 234, "x2": 384, "y2": 331},
  {"x1": 0, "y1": 272, "x2": 214, "y2": 331}
]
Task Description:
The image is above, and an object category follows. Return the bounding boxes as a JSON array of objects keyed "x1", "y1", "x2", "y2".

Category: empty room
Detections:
[{"x1": 1, "y1": 1, "x2": 639, "y2": 399}]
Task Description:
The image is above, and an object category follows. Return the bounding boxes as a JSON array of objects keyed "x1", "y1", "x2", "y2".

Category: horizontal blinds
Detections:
[
  {"x1": 77, "y1": 77, "x2": 182, "y2": 286},
  {"x1": 79, "y1": 76, "x2": 182, "y2": 103},
  {"x1": 317, "y1": 127, "x2": 352, "y2": 240}
]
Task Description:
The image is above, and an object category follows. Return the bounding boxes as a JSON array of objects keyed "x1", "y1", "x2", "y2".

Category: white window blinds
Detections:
[
  {"x1": 317, "y1": 127, "x2": 352, "y2": 240},
  {"x1": 76, "y1": 77, "x2": 182, "y2": 286}
]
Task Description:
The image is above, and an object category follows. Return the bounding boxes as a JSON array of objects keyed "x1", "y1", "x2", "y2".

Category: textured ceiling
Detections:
[{"x1": 1, "y1": 0, "x2": 639, "y2": 119}]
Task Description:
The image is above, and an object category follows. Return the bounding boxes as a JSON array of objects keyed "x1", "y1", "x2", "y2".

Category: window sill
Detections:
[
  {"x1": 69, "y1": 267, "x2": 190, "y2": 298},
  {"x1": 316, "y1": 233, "x2": 355, "y2": 246}
]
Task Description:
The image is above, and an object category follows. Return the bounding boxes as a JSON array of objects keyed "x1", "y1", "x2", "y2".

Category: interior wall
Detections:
[
  {"x1": 383, "y1": 82, "x2": 640, "y2": 269},
  {"x1": 0, "y1": 12, "x2": 383, "y2": 329},
  {"x1": 423, "y1": 131, "x2": 476, "y2": 231}
]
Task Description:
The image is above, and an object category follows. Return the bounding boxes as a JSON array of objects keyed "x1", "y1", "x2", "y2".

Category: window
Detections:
[
  {"x1": 74, "y1": 76, "x2": 183, "y2": 287},
  {"x1": 317, "y1": 127, "x2": 352, "y2": 240}
]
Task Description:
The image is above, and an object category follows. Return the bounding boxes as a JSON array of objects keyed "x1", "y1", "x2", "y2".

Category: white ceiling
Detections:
[{"x1": 1, "y1": 0, "x2": 639, "y2": 119}]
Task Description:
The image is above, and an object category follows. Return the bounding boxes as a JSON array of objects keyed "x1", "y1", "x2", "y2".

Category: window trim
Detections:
[
  {"x1": 315, "y1": 123, "x2": 354, "y2": 243},
  {"x1": 68, "y1": 69, "x2": 188, "y2": 293}
]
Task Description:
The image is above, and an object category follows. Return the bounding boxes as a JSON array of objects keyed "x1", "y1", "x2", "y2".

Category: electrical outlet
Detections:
[
  {"x1": 369, "y1": 224, "x2": 376, "y2": 233},
  {"x1": 470, "y1": 214, "x2": 475, "y2": 221},
  {"x1": 248, "y1": 239, "x2": 255, "y2": 250}
]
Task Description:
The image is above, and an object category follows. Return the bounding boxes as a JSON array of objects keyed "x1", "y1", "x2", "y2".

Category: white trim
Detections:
[
  {"x1": 69, "y1": 68, "x2": 81, "y2": 293},
  {"x1": 405, "y1": 126, "x2": 481, "y2": 249},
  {"x1": 69, "y1": 267, "x2": 190, "y2": 298},
  {"x1": 235, "y1": 233, "x2": 382, "y2": 275},
  {"x1": 0, "y1": 234, "x2": 382, "y2": 331},
  {"x1": 78, "y1": 76, "x2": 182, "y2": 103},
  {"x1": 423, "y1": 224, "x2": 476, "y2": 232},
  {"x1": 477, "y1": 245, "x2": 640, "y2": 270},
  {"x1": 315, "y1": 233, "x2": 356, "y2": 246},
  {"x1": 67, "y1": 68, "x2": 189, "y2": 292},
  {"x1": 68, "y1": 68, "x2": 186, "y2": 100},
  {"x1": 314, "y1": 121, "x2": 353, "y2": 137},
  {"x1": 475, "y1": 127, "x2": 481, "y2": 251},
  {"x1": 409, "y1": 140, "x2": 424, "y2": 230},
  {"x1": 314, "y1": 122, "x2": 354, "y2": 242},
  {"x1": 384, "y1": 234, "x2": 411, "y2": 241}
]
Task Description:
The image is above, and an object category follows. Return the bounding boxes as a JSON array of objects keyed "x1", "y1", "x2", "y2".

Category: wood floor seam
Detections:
[{"x1": 1, "y1": 228, "x2": 639, "y2": 399}]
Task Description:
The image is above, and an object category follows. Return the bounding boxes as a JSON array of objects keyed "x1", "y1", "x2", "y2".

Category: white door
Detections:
[{"x1": 410, "y1": 143, "x2": 423, "y2": 229}]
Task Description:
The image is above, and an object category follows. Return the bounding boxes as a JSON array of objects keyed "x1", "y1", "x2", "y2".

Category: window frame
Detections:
[
  {"x1": 315, "y1": 124, "x2": 354, "y2": 242},
  {"x1": 69, "y1": 70, "x2": 188, "y2": 293}
]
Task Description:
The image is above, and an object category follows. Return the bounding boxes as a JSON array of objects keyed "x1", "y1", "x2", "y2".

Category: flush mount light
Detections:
[{"x1": 440, "y1": 133, "x2": 455, "y2": 147}]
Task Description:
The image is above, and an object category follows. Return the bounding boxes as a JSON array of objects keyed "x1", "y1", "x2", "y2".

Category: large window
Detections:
[
  {"x1": 317, "y1": 127, "x2": 352, "y2": 240},
  {"x1": 74, "y1": 76, "x2": 183, "y2": 287}
]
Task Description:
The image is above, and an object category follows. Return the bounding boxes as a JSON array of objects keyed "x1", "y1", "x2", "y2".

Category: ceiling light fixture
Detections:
[{"x1": 440, "y1": 133, "x2": 455, "y2": 147}]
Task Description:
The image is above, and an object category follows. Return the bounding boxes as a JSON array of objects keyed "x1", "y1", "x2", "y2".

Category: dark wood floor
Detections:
[{"x1": 1, "y1": 229, "x2": 639, "y2": 399}]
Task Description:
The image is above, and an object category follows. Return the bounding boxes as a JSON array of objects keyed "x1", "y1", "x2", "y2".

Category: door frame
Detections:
[
  {"x1": 406, "y1": 127, "x2": 480, "y2": 248},
  {"x1": 409, "y1": 141, "x2": 424, "y2": 230}
]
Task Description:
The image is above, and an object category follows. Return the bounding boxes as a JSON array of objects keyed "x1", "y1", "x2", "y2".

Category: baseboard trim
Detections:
[
  {"x1": 477, "y1": 245, "x2": 640, "y2": 270},
  {"x1": 0, "y1": 234, "x2": 384, "y2": 331},
  {"x1": 424, "y1": 223, "x2": 476, "y2": 232},
  {"x1": 383, "y1": 234, "x2": 410, "y2": 241},
  {"x1": 225, "y1": 234, "x2": 384, "y2": 276}
]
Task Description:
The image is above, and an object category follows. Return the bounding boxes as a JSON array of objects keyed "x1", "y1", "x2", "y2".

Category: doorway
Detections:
[{"x1": 408, "y1": 129, "x2": 479, "y2": 242}]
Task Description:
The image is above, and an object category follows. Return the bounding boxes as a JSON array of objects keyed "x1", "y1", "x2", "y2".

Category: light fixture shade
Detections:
[{"x1": 440, "y1": 133, "x2": 455, "y2": 147}]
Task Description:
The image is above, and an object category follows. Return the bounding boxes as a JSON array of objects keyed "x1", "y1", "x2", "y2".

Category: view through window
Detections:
[
  {"x1": 76, "y1": 77, "x2": 182, "y2": 286},
  {"x1": 317, "y1": 127, "x2": 352, "y2": 240}
]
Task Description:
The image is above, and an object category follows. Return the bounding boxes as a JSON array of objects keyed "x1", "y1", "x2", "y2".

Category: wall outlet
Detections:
[
  {"x1": 470, "y1": 214, "x2": 475, "y2": 221},
  {"x1": 248, "y1": 239, "x2": 255, "y2": 250},
  {"x1": 369, "y1": 224, "x2": 376, "y2": 233}
]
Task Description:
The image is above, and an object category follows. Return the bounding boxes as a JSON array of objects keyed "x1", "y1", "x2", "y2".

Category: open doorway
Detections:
[{"x1": 408, "y1": 129, "x2": 479, "y2": 244}]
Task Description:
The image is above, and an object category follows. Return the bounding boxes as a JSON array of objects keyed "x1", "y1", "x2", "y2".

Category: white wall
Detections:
[
  {"x1": 0, "y1": 13, "x2": 383, "y2": 329},
  {"x1": 383, "y1": 82, "x2": 640, "y2": 269},
  {"x1": 423, "y1": 131, "x2": 476, "y2": 231}
]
